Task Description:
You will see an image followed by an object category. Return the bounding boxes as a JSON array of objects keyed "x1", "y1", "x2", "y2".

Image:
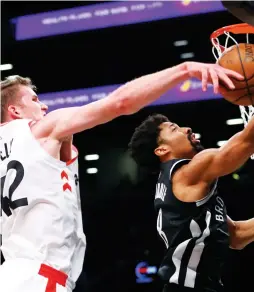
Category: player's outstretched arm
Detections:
[
  {"x1": 32, "y1": 62, "x2": 243, "y2": 141},
  {"x1": 227, "y1": 216, "x2": 254, "y2": 250},
  {"x1": 174, "y1": 117, "x2": 254, "y2": 186}
]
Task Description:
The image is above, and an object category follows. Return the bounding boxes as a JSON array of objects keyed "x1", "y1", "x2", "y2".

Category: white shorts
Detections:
[{"x1": 0, "y1": 259, "x2": 74, "y2": 292}]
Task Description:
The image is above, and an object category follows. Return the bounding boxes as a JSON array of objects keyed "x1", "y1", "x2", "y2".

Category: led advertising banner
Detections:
[{"x1": 14, "y1": 1, "x2": 225, "y2": 40}]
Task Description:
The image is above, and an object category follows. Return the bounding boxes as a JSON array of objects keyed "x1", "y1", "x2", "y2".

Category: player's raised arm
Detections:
[
  {"x1": 33, "y1": 62, "x2": 243, "y2": 141},
  {"x1": 176, "y1": 116, "x2": 254, "y2": 185}
]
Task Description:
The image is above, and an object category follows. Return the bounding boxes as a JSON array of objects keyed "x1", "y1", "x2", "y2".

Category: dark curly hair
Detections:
[{"x1": 128, "y1": 114, "x2": 169, "y2": 172}]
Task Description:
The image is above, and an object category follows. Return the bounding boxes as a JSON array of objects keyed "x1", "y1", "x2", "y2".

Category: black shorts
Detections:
[{"x1": 162, "y1": 283, "x2": 224, "y2": 292}]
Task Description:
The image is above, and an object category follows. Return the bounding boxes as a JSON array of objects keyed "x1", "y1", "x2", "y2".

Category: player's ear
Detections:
[
  {"x1": 8, "y1": 105, "x2": 22, "y2": 119},
  {"x1": 154, "y1": 144, "x2": 170, "y2": 157}
]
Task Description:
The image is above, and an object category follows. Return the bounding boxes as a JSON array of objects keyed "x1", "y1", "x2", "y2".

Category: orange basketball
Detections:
[{"x1": 217, "y1": 43, "x2": 254, "y2": 106}]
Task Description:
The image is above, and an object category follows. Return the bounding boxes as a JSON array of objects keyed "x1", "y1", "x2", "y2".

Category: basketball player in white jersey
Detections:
[{"x1": 0, "y1": 62, "x2": 243, "y2": 292}]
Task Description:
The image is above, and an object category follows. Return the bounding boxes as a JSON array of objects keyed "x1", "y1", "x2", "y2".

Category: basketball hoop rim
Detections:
[
  {"x1": 210, "y1": 23, "x2": 254, "y2": 41},
  {"x1": 210, "y1": 23, "x2": 254, "y2": 161}
]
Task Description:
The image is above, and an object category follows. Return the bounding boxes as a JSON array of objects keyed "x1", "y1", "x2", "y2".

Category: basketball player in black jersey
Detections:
[{"x1": 128, "y1": 114, "x2": 254, "y2": 292}]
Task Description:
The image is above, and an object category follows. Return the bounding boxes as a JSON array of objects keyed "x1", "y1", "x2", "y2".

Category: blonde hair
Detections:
[{"x1": 1, "y1": 75, "x2": 36, "y2": 122}]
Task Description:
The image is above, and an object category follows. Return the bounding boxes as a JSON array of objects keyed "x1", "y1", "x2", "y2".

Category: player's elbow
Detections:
[
  {"x1": 229, "y1": 238, "x2": 242, "y2": 250},
  {"x1": 115, "y1": 96, "x2": 137, "y2": 116},
  {"x1": 230, "y1": 240, "x2": 245, "y2": 250},
  {"x1": 109, "y1": 80, "x2": 144, "y2": 116},
  {"x1": 229, "y1": 222, "x2": 246, "y2": 250}
]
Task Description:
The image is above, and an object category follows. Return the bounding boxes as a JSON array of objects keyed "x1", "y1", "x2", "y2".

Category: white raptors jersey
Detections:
[{"x1": 0, "y1": 119, "x2": 86, "y2": 283}]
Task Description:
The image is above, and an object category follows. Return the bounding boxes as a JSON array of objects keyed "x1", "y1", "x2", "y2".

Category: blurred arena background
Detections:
[{"x1": 1, "y1": 1, "x2": 254, "y2": 291}]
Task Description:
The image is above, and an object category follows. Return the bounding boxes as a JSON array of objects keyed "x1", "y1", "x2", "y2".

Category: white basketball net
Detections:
[{"x1": 211, "y1": 31, "x2": 254, "y2": 159}]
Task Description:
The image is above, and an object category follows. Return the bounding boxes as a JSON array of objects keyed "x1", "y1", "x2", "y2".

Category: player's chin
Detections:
[
  {"x1": 194, "y1": 142, "x2": 205, "y2": 153},
  {"x1": 35, "y1": 115, "x2": 44, "y2": 121},
  {"x1": 190, "y1": 140, "x2": 204, "y2": 153}
]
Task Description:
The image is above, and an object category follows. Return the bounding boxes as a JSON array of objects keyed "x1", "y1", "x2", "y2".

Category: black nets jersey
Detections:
[{"x1": 154, "y1": 159, "x2": 229, "y2": 291}]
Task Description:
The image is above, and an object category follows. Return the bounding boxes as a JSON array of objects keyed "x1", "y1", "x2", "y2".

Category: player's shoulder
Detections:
[
  {"x1": 173, "y1": 149, "x2": 219, "y2": 186},
  {"x1": 189, "y1": 148, "x2": 219, "y2": 166},
  {"x1": 1, "y1": 118, "x2": 32, "y2": 125},
  {"x1": 0, "y1": 118, "x2": 32, "y2": 130},
  {"x1": 29, "y1": 109, "x2": 65, "y2": 138}
]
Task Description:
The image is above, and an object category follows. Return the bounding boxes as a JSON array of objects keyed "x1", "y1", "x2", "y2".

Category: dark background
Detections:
[{"x1": 1, "y1": 1, "x2": 254, "y2": 291}]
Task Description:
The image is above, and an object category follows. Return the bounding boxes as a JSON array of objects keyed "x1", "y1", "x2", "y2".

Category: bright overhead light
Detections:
[
  {"x1": 0, "y1": 64, "x2": 13, "y2": 71},
  {"x1": 174, "y1": 40, "x2": 188, "y2": 47},
  {"x1": 86, "y1": 168, "x2": 98, "y2": 174},
  {"x1": 226, "y1": 118, "x2": 244, "y2": 125},
  {"x1": 195, "y1": 133, "x2": 201, "y2": 139},
  {"x1": 232, "y1": 173, "x2": 240, "y2": 180},
  {"x1": 217, "y1": 140, "x2": 227, "y2": 147},
  {"x1": 84, "y1": 154, "x2": 99, "y2": 161},
  {"x1": 180, "y1": 52, "x2": 194, "y2": 59}
]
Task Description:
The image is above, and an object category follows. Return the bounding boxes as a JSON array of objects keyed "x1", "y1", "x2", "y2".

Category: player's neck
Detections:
[
  {"x1": 3, "y1": 115, "x2": 18, "y2": 123},
  {"x1": 160, "y1": 153, "x2": 194, "y2": 162}
]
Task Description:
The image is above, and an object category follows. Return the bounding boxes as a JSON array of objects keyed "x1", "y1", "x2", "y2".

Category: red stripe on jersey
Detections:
[{"x1": 66, "y1": 145, "x2": 78, "y2": 166}]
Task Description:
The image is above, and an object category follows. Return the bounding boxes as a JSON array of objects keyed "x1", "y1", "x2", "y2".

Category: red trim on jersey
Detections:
[
  {"x1": 61, "y1": 170, "x2": 69, "y2": 180},
  {"x1": 66, "y1": 145, "x2": 79, "y2": 166},
  {"x1": 63, "y1": 183, "x2": 72, "y2": 192},
  {"x1": 38, "y1": 264, "x2": 67, "y2": 292}
]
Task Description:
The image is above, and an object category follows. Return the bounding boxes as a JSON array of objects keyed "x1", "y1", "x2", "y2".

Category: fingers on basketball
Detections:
[{"x1": 217, "y1": 43, "x2": 254, "y2": 106}]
